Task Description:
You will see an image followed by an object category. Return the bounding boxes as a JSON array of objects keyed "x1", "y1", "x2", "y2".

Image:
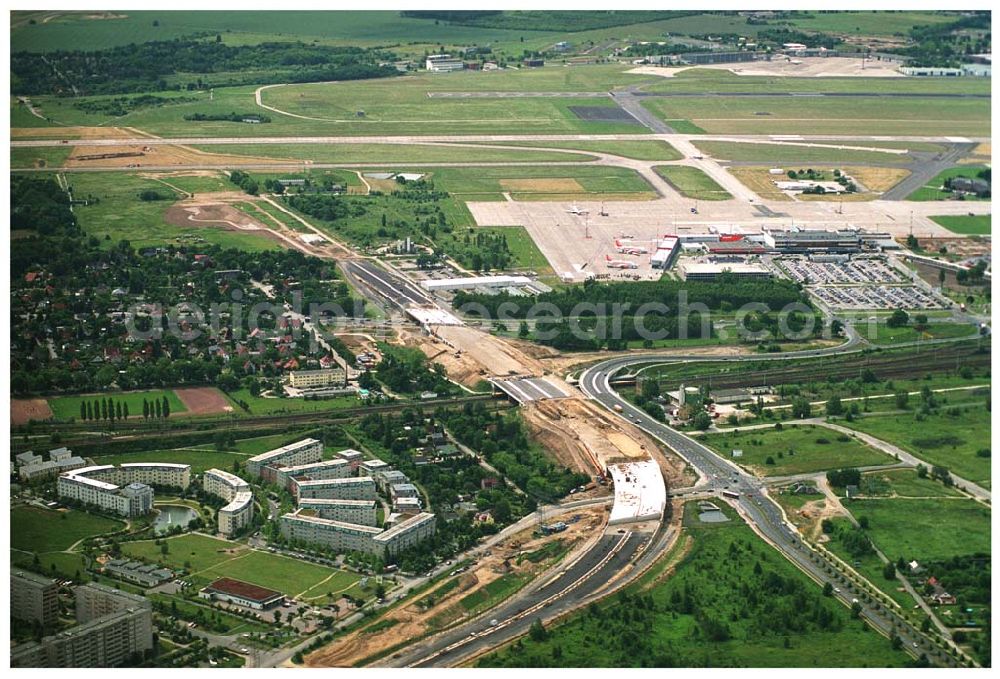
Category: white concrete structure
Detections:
[
  {"x1": 57, "y1": 466, "x2": 155, "y2": 517},
  {"x1": 425, "y1": 54, "x2": 465, "y2": 72},
  {"x1": 246, "y1": 438, "x2": 323, "y2": 479},
  {"x1": 203, "y1": 468, "x2": 254, "y2": 537},
  {"x1": 607, "y1": 460, "x2": 667, "y2": 525},
  {"x1": 678, "y1": 260, "x2": 773, "y2": 281},
  {"x1": 420, "y1": 275, "x2": 534, "y2": 292}
]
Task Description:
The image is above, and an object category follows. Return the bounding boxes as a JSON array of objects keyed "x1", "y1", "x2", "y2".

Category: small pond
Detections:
[{"x1": 153, "y1": 505, "x2": 198, "y2": 534}]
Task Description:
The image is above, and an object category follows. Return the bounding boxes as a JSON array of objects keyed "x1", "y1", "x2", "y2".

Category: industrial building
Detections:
[
  {"x1": 293, "y1": 476, "x2": 377, "y2": 501},
  {"x1": 199, "y1": 578, "x2": 284, "y2": 611},
  {"x1": 420, "y1": 275, "x2": 551, "y2": 294},
  {"x1": 650, "y1": 236, "x2": 679, "y2": 270},
  {"x1": 12, "y1": 583, "x2": 153, "y2": 668},
  {"x1": 762, "y1": 229, "x2": 861, "y2": 254},
  {"x1": 57, "y1": 466, "x2": 155, "y2": 518},
  {"x1": 679, "y1": 260, "x2": 773, "y2": 281},
  {"x1": 297, "y1": 498, "x2": 379, "y2": 526},
  {"x1": 202, "y1": 468, "x2": 254, "y2": 537},
  {"x1": 246, "y1": 438, "x2": 323, "y2": 479},
  {"x1": 11, "y1": 570, "x2": 59, "y2": 627},
  {"x1": 425, "y1": 54, "x2": 465, "y2": 72}
]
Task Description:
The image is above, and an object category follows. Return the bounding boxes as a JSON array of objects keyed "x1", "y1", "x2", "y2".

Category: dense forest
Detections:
[
  {"x1": 400, "y1": 10, "x2": 700, "y2": 32},
  {"x1": 11, "y1": 40, "x2": 399, "y2": 96},
  {"x1": 11, "y1": 176, "x2": 79, "y2": 237}
]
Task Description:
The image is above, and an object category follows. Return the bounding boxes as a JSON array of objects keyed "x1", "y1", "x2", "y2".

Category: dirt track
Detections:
[
  {"x1": 11, "y1": 399, "x2": 54, "y2": 425},
  {"x1": 175, "y1": 387, "x2": 233, "y2": 415}
]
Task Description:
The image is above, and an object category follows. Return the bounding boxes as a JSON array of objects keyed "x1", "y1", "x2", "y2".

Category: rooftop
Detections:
[{"x1": 203, "y1": 578, "x2": 283, "y2": 603}]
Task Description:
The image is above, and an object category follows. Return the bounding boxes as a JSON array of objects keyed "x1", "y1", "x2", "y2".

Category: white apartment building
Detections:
[
  {"x1": 297, "y1": 498, "x2": 379, "y2": 526},
  {"x1": 202, "y1": 468, "x2": 254, "y2": 536},
  {"x1": 293, "y1": 476, "x2": 377, "y2": 501},
  {"x1": 373, "y1": 513, "x2": 436, "y2": 556},
  {"x1": 275, "y1": 458, "x2": 351, "y2": 490},
  {"x1": 246, "y1": 438, "x2": 323, "y2": 479},
  {"x1": 57, "y1": 466, "x2": 154, "y2": 518},
  {"x1": 279, "y1": 511, "x2": 384, "y2": 555}
]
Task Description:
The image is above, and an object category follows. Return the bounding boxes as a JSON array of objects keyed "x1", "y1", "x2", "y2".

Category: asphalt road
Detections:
[
  {"x1": 577, "y1": 342, "x2": 966, "y2": 667},
  {"x1": 385, "y1": 530, "x2": 650, "y2": 668},
  {"x1": 340, "y1": 259, "x2": 434, "y2": 309}
]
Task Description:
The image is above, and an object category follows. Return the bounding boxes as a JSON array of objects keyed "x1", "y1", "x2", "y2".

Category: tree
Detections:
[
  {"x1": 883, "y1": 562, "x2": 896, "y2": 580},
  {"x1": 161, "y1": 542, "x2": 169, "y2": 555},
  {"x1": 886, "y1": 309, "x2": 909, "y2": 328},
  {"x1": 518, "y1": 321, "x2": 530, "y2": 339},
  {"x1": 162, "y1": 395, "x2": 170, "y2": 418},
  {"x1": 916, "y1": 464, "x2": 928, "y2": 479},
  {"x1": 273, "y1": 610, "x2": 282, "y2": 624},
  {"x1": 692, "y1": 411, "x2": 712, "y2": 431},
  {"x1": 791, "y1": 397, "x2": 812, "y2": 419},
  {"x1": 529, "y1": 618, "x2": 548, "y2": 642},
  {"x1": 116, "y1": 402, "x2": 123, "y2": 420},
  {"x1": 143, "y1": 399, "x2": 150, "y2": 419},
  {"x1": 80, "y1": 402, "x2": 87, "y2": 420},
  {"x1": 155, "y1": 399, "x2": 162, "y2": 418},
  {"x1": 823, "y1": 582, "x2": 834, "y2": 596},
  {"x1": 826, "y1": 394, "x2": 844, "y2": 417},
  {"x1": 894, "y1": 391, "x2": 910, "y2": 410},
  {"x1": 821, "y1": 519, "x2": 834, "y2": 534},
  {"x1": 851, "y1": 601, "x2": 863, "y2": 618},
  {"x1": 858, "y1": 515, "x2": 869, "y2": 530},
  {"x1": 123, "y1": 402, "x2": 129, "y2": 419}
]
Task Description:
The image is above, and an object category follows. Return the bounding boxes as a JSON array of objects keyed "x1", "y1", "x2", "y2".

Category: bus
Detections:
[{"x1": 721, "y1": 490, "x2": 740, "y2": 500}]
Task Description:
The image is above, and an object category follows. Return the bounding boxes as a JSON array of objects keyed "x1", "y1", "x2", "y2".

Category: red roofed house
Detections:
[{"x1": 199, "y1": 578, "x2": 284, "y2": 610}]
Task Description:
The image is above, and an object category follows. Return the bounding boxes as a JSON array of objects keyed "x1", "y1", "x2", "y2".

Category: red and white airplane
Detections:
[
  {"x1": 606, "y1": 255, "x2": 639, "y2": 269},
  {"x1": 615, "y1": 239, "x2": 649, "y2": 255}
]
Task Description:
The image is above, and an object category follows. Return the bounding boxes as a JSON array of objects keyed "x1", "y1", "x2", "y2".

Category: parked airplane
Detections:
[
  {"x1": 615, "y1": 239, "x2": 649, "y2": 255},
  {"x1": 565, "y1": 204, "x2": 589, "y2": 215},
  {"x1": 605, "y1": 255, "x2": 639, "y2": 269}
]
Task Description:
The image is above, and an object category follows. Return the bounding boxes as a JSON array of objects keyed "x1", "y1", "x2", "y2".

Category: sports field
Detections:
[
  {"x1": 653, "y1": 165, "x2": 731, "y2": 200},
  {"x1": 700, "y1": 424, "x2": 892, "y2": 476},
  {"x1": 930, "y1": 215, "x2": 991, "y2": 236},
  {"x1": 841, "y1": 405, "x2": 991, "y2": 488},
  {"x1": 48, "y1": 388, "x2": 187, "y2": 420},
  {"x1": 122, "y1": 533, "x2": 359, "y2": 597},
  {"x1": 10, "y1": 505, "x2": 125, "y2": 553},
  {"x1": 642, "y1": 96, "x2": 990, "y2": 136}
]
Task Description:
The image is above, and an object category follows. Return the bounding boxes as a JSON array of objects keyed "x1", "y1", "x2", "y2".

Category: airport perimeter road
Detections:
[
  {"x1": 382, "y1": 530, "x2": 650, "y2": 668},
  {"x1": 579, "y1": 351, "x2": 963, "y2": 667}
]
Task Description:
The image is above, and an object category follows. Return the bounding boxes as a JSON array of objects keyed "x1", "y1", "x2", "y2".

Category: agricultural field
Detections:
[
  {"x1": 930, "y1": 215, "x2": 992, "y2": 236},
  {"x1": 841, "y1": 404, "x2": 991, "y2": 488},
  {"x1": 10, "y1": 505, "x2": 125, "y2": 554},
  {"x1": 479, "y1": 504, "x2": 912, "y2": 667},
  {"x1": 10, "y1": 146, "x2": 73, "y2": 169},
  {"x1": 642, "y1": 96, "x2": 990, "y2": 136},
  {"x1": 906, "y1": 166, "x2": 992, "y2": 201},
  {"x1": 47, "y1": 389, "x2": 187, "y2": 420},
  {"x1": 653, "y1": 165, "x2": 731, "y2": 200},
  {"x1": 864, "y1": 322, "x2": 978, "y2": 346},
  {"x1": 700, "y1": 424, "x2": 893, "y2": 477}
]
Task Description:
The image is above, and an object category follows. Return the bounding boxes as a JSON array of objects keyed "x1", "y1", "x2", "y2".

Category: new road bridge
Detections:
[{"x1": 577, "y1": 338, "x2": 975, "y2": 667}]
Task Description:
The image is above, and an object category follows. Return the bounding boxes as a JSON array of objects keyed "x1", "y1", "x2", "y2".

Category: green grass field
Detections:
[
  {"x1": 190, "y1": 142, "x2": 595, "y2": 164},
  {"x1": 123, "y1": 533, "x2": 243, "y2": 571},
  {"x1": 425, "y1": 165, "x2": 656, "y2": 200},
  {"x1": 841, "y1": 404, "x2": 991, "y2": 488},
  {"x1": 654, "y1": 165, "x2": 731, "y2": 200},
  {"x1": 198, "y1": 549, "x2": 359, "y2": 598},
  {"x1": 48, "y1": 389, "x2": 187, "y2": 420},
  {"x1": 10, "y1": 146, "x2": 74, "y2": 169},
  {"x1": 45, "y1": 172, "x2": 280, "y2": 252},
  {"x1": 225, "y1": 388, "x2": 359, "y2": 416},
  {"x1": 864, "y1": 322, "x2": 978, "y2": 346},
  {"x1": 474, "y1": 226, "x2": 553, "y2": 273},
  {"x1": 863, "y1": 469, "x2": 964, "y2": 498},
  {"x1": 701, "y1": 424, "x2": 892, "y2": 476},
  {"x1": 930, "y1": 215, "x2": 991, "y2": 235},
  {"x1": 843, "y1": 498, "x2": 990, "y2": 562},
  {"x1": 642, "y1": 96, "x2": 990, "y2": 136},
  {"x1": 11, "y1": 505, "x2": 125, "y2": 553},
  {"x1": 92, "y1": 448, "x2": 250, "y2": 474},
  {"x1": 906, "y1": 166, "x2": 991, "y2": 201},
  {"x1": 481, "y1": 139, "x2": 681, "y2": 161},
  {"x1": 479, "y1": 504, "x2": 912, "y2": 668},
  {"x1": 11, "y1": 551, "x2": 92, "y2": 581},
  {"x1": 693, "y1": 141, "x2": 915, "y2": 165}
]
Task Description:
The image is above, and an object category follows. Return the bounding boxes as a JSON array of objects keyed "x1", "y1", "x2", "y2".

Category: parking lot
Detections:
[
  {"x1": 777, "y1": 256, "x2": 906, "y2": 285},
  {"x1": 810, "y1": 284, "x2": 947, "y2": 310}
]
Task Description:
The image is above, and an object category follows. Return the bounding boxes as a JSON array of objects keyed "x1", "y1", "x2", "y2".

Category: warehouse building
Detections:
[
  {"x1": 203, "y1": 468, "x2": 254, "y2": 537},
  {"x1": 199, "y1": 578, "x2": 284, "y2": 611},
  {"x1": 651, "y1": 236, "x2": 679, "y2": 270},
  {"x1": 297, "y1": 498, "x2": 379, "y2": 526},
  {"x1": 246, "y1": 438, "x2": 323, "y2": 479},
  {"x1": 57, "y1": 466, "x2": 154, "y2": 518},
  {"x1": 425, "y1": 54, "x2": 465, "y2": 72},
  {"x1": 294, "y1": 476, "x2": 377, "y2": 501},
  {"x1": 11, "y1": 570, "x2": 59, "y2": 627}
]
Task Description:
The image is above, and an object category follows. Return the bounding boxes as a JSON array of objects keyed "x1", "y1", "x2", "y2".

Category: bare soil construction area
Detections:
[
  {"x1": 64, "y1": 142, "x2": 289, "y2": 168},
  {"x1": 174, "y1": 387, "x2": 233, "y2": 416},
  {"x1": 630, "y1": 56, "x2": 905, "y2": 79},
  {"x1": 11, "y1": 399, "x2": 54, "y2": 426},
  {"x1": 304, "y1": 509, "x2": 606, "y2": 667}
]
